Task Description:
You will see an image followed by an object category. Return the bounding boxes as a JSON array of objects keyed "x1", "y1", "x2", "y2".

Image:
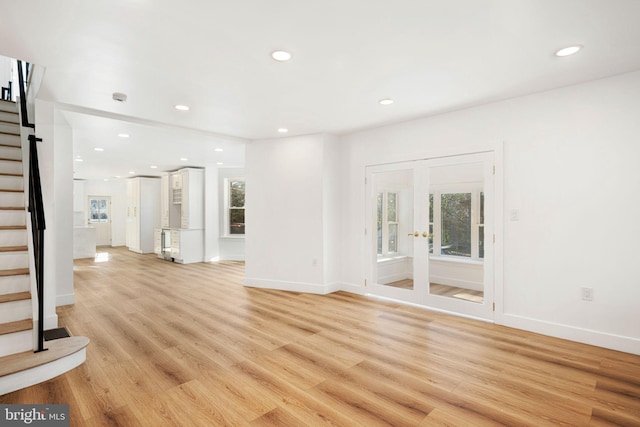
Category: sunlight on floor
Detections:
[{"x1": 94, "y1": 252, "x2": 110, "y2": 263}]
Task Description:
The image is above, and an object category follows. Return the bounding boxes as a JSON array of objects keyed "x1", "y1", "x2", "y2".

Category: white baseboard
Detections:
[
  {"x1": 501, "y1": 313, "x2": 640, "y2": 356},
  {"x1": 244, "y1": 277, "x2": 334, "y2": 294},
  {"x1": 218, "y1": 255, "x2": 245, "y2": 261},
  {"x1": 56, "y1": 293, "x2": 75, "y2": 307},
  {"x1": 336, "y1": 282, "x2": 367, "y2": 295}
]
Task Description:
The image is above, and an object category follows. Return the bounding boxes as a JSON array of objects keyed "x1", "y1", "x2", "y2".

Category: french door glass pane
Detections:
[
  {"x1": 388, "y1": 223, "x2": 398, "y2": 253},
  {"x1": 441, "y1": 193, "x2": 471, "y2": 257},
  {"x1": 377, "y1": 192, "x2": 383, "y2": 255}
]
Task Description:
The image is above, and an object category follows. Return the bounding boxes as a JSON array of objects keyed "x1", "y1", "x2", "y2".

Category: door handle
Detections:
[
  {"x1": 407, "y1": 232, "x2": 419, "y2": 237},
  {"x1": 422, "y1": 232, "x2": 428, "y2": 238}
]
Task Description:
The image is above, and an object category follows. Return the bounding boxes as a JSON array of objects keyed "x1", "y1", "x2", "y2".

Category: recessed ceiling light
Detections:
[
  {"x1": 555, "y1": 45, "x2": 582, "y2": 57},
  {"x1": 271, "y1": 50, "x2": 292, "y2": 62},
  {"x1": 94, "y1": 147, "x2": 104, "y2": 152},
  {"x1": 379, "y1": 98, "x2": 394, "y2": 105},
  {"x1": 74, "y1": 158, "x2": 83, "y2": 162},
  {"x1": 175, "y1": 104, "x2": 190, "y2": 111},
  {"x1": 217, "y1": 162, "x2": 224, "y2": 165},
  {"x1": 103, "y1": 178, "x2": 109, "y2": 182},
  {"x1": 150, "y1": 165, "x2": 158, "y2": 169},
  {"x1": 277, "y1": 128, "x2": 288, "y2": 133},
  {"x1": 129, "y1": 171, "x2": 135, "y2": 174},
  {"x1": 180, "y1": 158, "x2": 188, "y2": 161},
  {"x1": 214, "y1": 148, "x2": 223, "y2": 152},
  {"x1": 115, "y1": 176, "x2": 121, "y2": 178},
  {"x1": 118, "y1": 133, "x2": 129, "y2": 138}
]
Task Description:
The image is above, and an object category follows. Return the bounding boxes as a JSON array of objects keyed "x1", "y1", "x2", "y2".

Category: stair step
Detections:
[
  {"x1": 0, "y1": 274, "x2": 30, "y2": 294},
  {"x1": 0, "y1": 319, "x2": 32, "y2": 336},
  {"x1": 0, "y1": 190, "x2": 25, "y2": 206},
  {"x1": 0, "y1": 336, "x2": 89, "y2": 379},
  {"x1": 0, "y1": 101, "x2": 18, "y2": 114},
  {"x1": 0, "y1": 229, "x2": 27, "y2": 246},
  {"x1": 0, "y1": 133, "x2": 20, "y2": 147},
  {"x1": 0, "y1": 112, "x2": 19, "y2": 124},
  {"x1": 0, "y1": 175, "x2": 24, "y2": 190},
  {"x1": 0, "y1": 225, "x2": 26, "y2": 230},
  {"x1": 0, "y1": 206, "x2": 24, "y2": 209},
  {"x1": 0, "y1": 251, "x2": 29, "y2": 269},
  {"x1": 0, "y1": 292, "x2": 30, "y2": 304},
  {"x1": 0, "y1": 122, "x2": 19, "y2": 135},
  {"x1": 0, "y1": 159, "x2": 23, "y2": 175},
  {"x1": 0, "y1": 209, "x2": 26, "y2": 226},
  {"x1": 0, "y1": 146, "x2": 21, "y2": 161},
  {"x1": 0, "y1": 329, "x2": 32, "y2": 359},
  {"x1": 0, "y1": 297, "x2": 32, "y2": 324},
  {"x1": 0, "y1": 268, "x2": 29, "y2": 277},
  {"x1": 0, "y1": 246, "x2": 28, "y2": 252}
]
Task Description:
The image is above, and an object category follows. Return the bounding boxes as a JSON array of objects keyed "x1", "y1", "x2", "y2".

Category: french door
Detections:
[{"x1": 366, "y1": 152, "x2": 495, "y2": 321}]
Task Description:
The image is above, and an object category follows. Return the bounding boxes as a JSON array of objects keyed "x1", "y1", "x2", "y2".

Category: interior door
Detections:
[
  {"x1": 366, "y1": 152, "x2": 495, "y2": 321},
  {"x1": 88, "y1": 196, "x2": 112, "y2": 246}
]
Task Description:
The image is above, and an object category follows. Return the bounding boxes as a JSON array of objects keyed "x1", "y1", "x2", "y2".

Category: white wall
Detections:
[
  {"x1": 218, "y1": 167, "x2": 245, "y2": 261},
  {"x1": 339, "y1": 70, "x2": 640, "y2": 354},
  {"x1": 36, "y1": 100, "x2": 75, "y2": 324},
  {"x1": 245, "y1": 134, "x2": 336, "y2": 292}
]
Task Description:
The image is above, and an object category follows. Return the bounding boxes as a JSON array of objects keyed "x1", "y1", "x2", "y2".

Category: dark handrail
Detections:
[
  {"x1": 16, "y1": 60, "x2": 35, "y2": 129},
  {"x1": 17, "y1": 59, "x2": 47, "y2": 353},
  {"x1": 28, "y1": 134, "x2": 46, "y2": 352}
]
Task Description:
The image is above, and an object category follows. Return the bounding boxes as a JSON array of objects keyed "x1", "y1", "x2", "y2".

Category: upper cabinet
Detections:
[{"x1": 161, "y1": 168, "x2": 204, "y2": 230}]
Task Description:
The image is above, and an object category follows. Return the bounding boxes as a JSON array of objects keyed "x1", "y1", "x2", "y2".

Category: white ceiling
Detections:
[{"x1": 1, "y1": 0, "x2": 640, "y2": 180}]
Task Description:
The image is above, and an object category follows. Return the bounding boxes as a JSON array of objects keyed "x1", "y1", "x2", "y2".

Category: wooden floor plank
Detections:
[{"x1": 1, "y1": 246, "x2": 639, "y2": 426}]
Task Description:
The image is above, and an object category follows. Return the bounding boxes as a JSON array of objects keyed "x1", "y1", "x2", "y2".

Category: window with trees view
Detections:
[
  {"x1": 429, "y1": 190, "x2": 484, "y2": 260},
  {"x1": 228, "y1": 179, "x2": 245, "y2": 235}
]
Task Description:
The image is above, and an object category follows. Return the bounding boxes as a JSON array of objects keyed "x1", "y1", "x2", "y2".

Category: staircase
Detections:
[
  {"x1": 0, "y1": 97, "x2": 89, "y2": 396},
  {"x1": 0, "y1": 100, "x2": 32, "y2": 358}
]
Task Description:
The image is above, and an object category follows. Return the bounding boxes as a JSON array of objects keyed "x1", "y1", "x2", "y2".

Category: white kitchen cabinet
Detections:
[
  {"x1": 178, "y1": 168, "x2": 204, "y2": 229},
  {"x1": 170, "y1": 229, "x2": 203, "y2": 264},
  {"x1": 160, "y1": 174, "x2": 169, "y2": 228},
  {"x1": 126, "y1": 177, "x2": 161, "y2": 254}
]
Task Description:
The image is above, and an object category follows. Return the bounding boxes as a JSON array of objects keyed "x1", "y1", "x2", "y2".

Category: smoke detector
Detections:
[{"x1": 112, "y1": 92, "x2": 127, "y2": 103}]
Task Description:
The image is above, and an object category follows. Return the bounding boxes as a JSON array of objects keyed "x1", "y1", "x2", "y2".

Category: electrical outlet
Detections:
[
  {"x1": 581, "y1": 287, "x2": 594, "y2": 301},
  {"x1": 510, "y1": 209, "x2": 520, "y2": 221}
]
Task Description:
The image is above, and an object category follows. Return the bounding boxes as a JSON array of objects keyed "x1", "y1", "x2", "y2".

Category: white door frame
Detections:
[{"x1": 364, "y1": 145, "x2": 503, "y2": 322}]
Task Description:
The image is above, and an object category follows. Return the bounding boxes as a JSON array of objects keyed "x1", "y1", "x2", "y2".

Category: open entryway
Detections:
[
  {"x1": 87, "y1": 195, "x2": 111, "y2": 246},
  {"x1": 365, "y1": 151, "x2": 497, "y2": 321}
]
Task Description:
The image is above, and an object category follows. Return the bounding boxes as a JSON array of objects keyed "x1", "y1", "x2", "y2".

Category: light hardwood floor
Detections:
[{"x1": 1, "y1": 247, "x2": 639, "y2": 426}]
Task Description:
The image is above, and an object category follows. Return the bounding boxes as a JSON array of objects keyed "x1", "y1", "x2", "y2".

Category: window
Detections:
[
  {"x1": 429, "y1": 188, "x2": 484, "y2": 260},
  {"x1": 227, "y1": 179, "x2": 245, "y2": 235},
  {"x1": 377, "y1": 191, "x2": 399, "y2": 256},
  {"x1": 89, "y1": 197, "x2": 109, "y2": 223}
]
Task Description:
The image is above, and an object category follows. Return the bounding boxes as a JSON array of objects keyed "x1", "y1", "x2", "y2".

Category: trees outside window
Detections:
[
  {"x1": 228, "y1": 179, "x2": 245, "y2": 235},
  {"x1": 430, "y1": 189, "x2": 483, "y2": 260}
]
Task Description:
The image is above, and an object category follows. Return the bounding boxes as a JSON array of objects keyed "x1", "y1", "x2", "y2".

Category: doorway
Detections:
[
  {"x1": 88, "y1": 196, "x2": 112, "y2": 246},
  {"x1": 366, "y1": 152, "x2": 496, "y2": 321}
]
